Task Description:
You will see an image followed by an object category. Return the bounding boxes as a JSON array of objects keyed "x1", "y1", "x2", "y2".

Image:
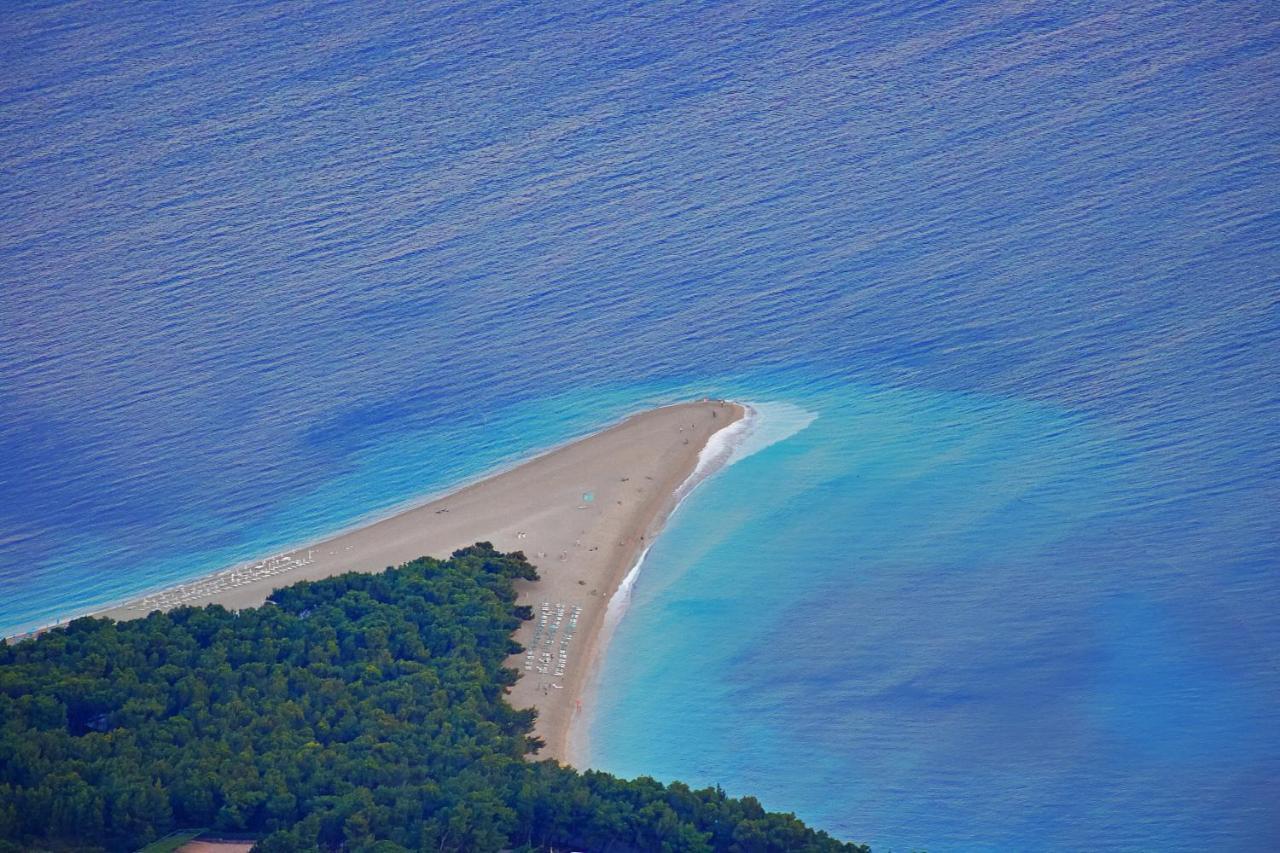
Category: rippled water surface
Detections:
[{"x1": 2, "y1": 1, "x2": 1277, "y2": 849}]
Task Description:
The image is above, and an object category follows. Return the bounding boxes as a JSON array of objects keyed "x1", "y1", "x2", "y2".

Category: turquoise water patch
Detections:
[{"x1": 586, "y1": 385, "x2": 1264, "y2": 850}]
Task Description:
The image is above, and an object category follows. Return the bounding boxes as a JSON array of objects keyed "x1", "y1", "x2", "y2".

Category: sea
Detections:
[{"x1": 2, "y1": 1, "x2": 1277, "y2": 849}]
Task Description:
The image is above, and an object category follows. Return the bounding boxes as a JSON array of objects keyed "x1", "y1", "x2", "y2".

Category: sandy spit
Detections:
[{"x1": 95, "y1": 400, "x2": 744, "y2": 763}]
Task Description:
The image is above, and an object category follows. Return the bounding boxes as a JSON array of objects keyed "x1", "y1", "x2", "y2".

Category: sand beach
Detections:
[{"x1": 96, "y1": 400, "x2": 744, "y2": 762}]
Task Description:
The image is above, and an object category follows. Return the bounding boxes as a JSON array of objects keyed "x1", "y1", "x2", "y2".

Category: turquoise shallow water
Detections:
[
  {"x1": 2, "y1": 0, "x2": 1278, "y2": 848},
  {"x1": 588, "y1": 383, "x2": 1275, "y2": 849}
]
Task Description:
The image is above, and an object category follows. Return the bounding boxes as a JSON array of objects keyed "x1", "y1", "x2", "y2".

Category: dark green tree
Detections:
[{"x1": 0, "y1": 544, "x2": 866, "y2": 853}]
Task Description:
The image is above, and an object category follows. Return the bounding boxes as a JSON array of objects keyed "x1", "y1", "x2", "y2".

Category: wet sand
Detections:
[{"x1": 97, "y1": 400, "x2": 744, "y2": 762}]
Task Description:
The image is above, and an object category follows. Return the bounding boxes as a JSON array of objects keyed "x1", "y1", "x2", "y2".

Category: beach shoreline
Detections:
[
  {"x1": 545, "y1": 403, "x2": 754, "y2": 763},
  {"x1": 80, "y1": 399, "x2": 744, "y2": 763},
  {"x1": 562, "y1": 404, "x2": 758, "y2": 766}
]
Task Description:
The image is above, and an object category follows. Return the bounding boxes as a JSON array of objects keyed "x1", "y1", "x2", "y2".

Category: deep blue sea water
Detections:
[{"x1": 2, "y1": 1, "x2": 1278, "y2": 849}]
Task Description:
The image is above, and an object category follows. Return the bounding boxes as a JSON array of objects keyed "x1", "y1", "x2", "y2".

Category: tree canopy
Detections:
[{"x1": 0, "y1": 544, "x2": 866, "y2": 852}]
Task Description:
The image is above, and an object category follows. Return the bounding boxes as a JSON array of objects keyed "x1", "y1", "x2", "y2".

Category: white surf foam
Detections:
[{"x1": 601, "y1": 400, "x2": 817, "y2": 640}]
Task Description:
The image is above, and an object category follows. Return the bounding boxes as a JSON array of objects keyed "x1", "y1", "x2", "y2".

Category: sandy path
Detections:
[{"x1": 97, "y1": 400, "x2": 743, "y2": 761}]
